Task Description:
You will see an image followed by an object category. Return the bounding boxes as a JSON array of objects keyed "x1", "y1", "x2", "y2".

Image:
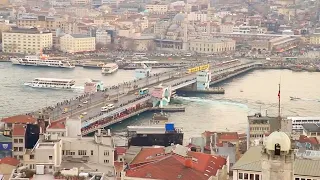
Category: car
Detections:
[
  {"x1": 81, "y1": 112, "x2": 87, "y2": 116},
  {"x1": 77, "y1": 104, "x2": 83, "y2": 108},
  {"x1": 83, "y1": 101, "x2": 88, "y2": 104}
]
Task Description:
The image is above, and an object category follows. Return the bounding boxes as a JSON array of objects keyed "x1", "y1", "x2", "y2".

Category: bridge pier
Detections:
[
  {"x1": 196, "y1": 69, "x2": 211, "y2": 90},
  {"x1": 151, "y1": 84, "x2": 171, "y2": 108},
  {"x1": 135, "y1": 63, "x2": 152, "y2": 79}
]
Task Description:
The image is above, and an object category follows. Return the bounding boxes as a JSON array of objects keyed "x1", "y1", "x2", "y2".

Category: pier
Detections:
[{"x1": 7, "y1": 60, "x2": 261, "y2": 136}]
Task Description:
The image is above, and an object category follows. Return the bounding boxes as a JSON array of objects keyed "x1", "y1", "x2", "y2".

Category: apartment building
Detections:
[
  {"x1": 12, "y1": 124, "x2": 25, "y2": 161},
  {"x1": 71, "y1": 0, "x2": 90, "y2": 5},
  {"x1": 17, "y1": 15, "x2": 67, "y2": 31},
  {"x1": 188, "y1": 38, "x2": 236, "y2": 54},
  {"x1": 2, "y1": 27, "x2": 53, "y2": 54},
  {"x1": 145, "y1": 4, "x2": 168, "y2": 14},
  {"x1": 60, "y1": 34, "x2": 95, "y2": 53}
]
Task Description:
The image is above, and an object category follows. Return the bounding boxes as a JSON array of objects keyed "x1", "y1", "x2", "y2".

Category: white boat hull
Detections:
[
  {"x1": 24, "y1": 83, "x2": 75, "y2": 90},
  {"x1": 102, "y1": 67, "x2": 118, "y2": 74},
  {"x1": 10, "y1": 58, "x2": 75, "y2": 69}
]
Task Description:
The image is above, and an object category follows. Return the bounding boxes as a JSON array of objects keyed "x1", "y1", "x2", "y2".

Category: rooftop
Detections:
[
  {"x1": 0, "y1": 134, "x2": 12, "y2": 143},
  {"x1": 232, "y1": 146, "x2": 320, "y2": 177},
  {"x1": 0, "y1": 157, "x2": 19, "y2": 166},
  {"x1": 47, "y1": 118, "x2": 66, "y2": 129},
  {"x1": 12, "y1": 124, "x2": 26, "y2": 136},
  {"x1": 7, "y1": 27, "x2": 51, "y2": 34},
  {"x1": 302, "y1": 123, "x2": 320, "y2": 133},
  {"x1": 70, "y1": 34, "x2": 91, "y2": 38},
  {"x1": 1, "y1": 115, "x2": 36, "y2": 124}
]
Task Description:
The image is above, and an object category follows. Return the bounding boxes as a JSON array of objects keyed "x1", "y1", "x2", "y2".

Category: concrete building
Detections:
[
  {"x1": 71, "y1": 0, "x2": 90, "y2": 5},
  {"x1": 16, "y1": 15, "x2": 67, "y2": 31},
  {"x1": 60, "y1": 34, "x2": 95, "y2": 53},
  {"x1": 96, "y1": 30, "x2": 112, "y2": 45},
  {"x1": 187, "y1": 12, "x2": 207, "y2": 22},
  {"x1": 268, "y1": 36, "x2": 300, "y2": 53},
  {"x1": 132, "y1": 35, "x2": 155, "y2": 51},
  {"x1": 302, "y1": 123, "x2": 320, "y2": 138},
  {"x1": 12, "y1": 124, "x2": 25, "y2": 161},
  {"x1": 188, "y1": 38, "x2": 235, "y2": 54},
  {"x1": 232, "y1": 131, "x2": 320, "y2": 180},
  {"x1": 308, "y1": 33, "x2": 320, "y2": 45},
  {"x1": 145, "y1": 4, "x2": 168, "y2": 14},
  {"x1": 2, "y1": 27, "x2": 53, "y2": 54}
]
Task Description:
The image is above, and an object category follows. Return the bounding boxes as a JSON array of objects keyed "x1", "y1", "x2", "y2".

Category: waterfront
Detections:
[
  {"x1": 0, "y1": 62, "x2": 167, "y2": 117},
  {"x1": 109, "y1": 69, "x2": 320, "y2": 142}
]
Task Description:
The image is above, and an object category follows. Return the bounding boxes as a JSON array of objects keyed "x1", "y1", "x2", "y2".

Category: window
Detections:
[
  {"x1": 78, "y1": 150, "x2": 87, "y2": 156},
  {"x1": 104, "y1": 150, "x2": 109, "y2": 156},
  {"x1": 49, "y1": 156, "x2": 52, "y2": 160},
  {"x1": 244, "y1": 173, "x2": 248, "y2": 179},
  {"x1": 91, "y1": 150, "x2": 93, "y2": 155},
  {"x1": 30, "y1": 155, "x2": 34, "y2": 159},
  {"x1": 62, "y1": 150, "x2": 65, "y2": 155},
  {"x1": 66, "y1": 150, "x2": 70, "y2": 155},
  {"x1": 14, "y1": 147, "x2": 18, "y2": 151},
  {"x1": 295, "y1": 178, "x2": 299, "y2": 180},
  {"x1": 255, "y1": 174, "x2": 260, "y2": 180},
  {"x1": 19, "y1": 155, "x2": 23, "y2": 160},
  {"x1": 49, "y1": 165, "x2": 52, "y2": 169},
  {"x1": 250, "y1": 174, "x2": 254, "y2": 180},
  {"x1": 14, "y1": 139, "x2": 18, "y2": 143},
  {"x1": 104, "y1": 160, "x2": 109, "y2": 163},
  {"x1": 19, "y1": 139, "x2": 23, "y2": 143},
  {"x1": 19, "y1": 147, "x2": 23, "y2": 151},
  {"x1": 239, "y1": 173, "x2": 243, "y2": 179}
]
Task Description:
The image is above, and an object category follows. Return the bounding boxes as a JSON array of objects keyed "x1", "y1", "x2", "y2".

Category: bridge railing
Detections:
[{"x1": 81, "y1": 96, "x2": 151, "y2": 128}]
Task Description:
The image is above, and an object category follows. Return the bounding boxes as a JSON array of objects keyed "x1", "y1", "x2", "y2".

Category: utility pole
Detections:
[{"x1": 278, "y1": 83, "x2": 281, "y2": 117}]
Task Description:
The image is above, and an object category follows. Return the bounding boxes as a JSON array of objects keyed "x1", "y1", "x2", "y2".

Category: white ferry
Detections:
[
  {"x1": 24, "y1": 78, "x2": 76, "y2": 89},
  {"x1": 102, "y1": 63, "x2": 118, "y2": 74},
  {"x1": 10, "y1": 54, "x2": 75, "y2": 68}
]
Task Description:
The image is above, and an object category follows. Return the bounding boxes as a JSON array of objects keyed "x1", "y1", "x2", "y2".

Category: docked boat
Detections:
[
  {"x1": 82, "y1": 62, "x2": 105, "y2": 68},
  {"x1": 102, "y1": 63, "x2": 119, "y2": 74},
  {"x1": 150, "y1": 112, "x2": 169, "y2": 125},
  {"x1": 24, "y1": 78, "x2": 76, "y2": 89},
  {"x1": 10, "y1": 54, "x2": 75, "y2": 68}
]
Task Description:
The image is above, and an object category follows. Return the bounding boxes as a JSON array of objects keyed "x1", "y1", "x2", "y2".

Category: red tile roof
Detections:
[
  {"x1": 299, "y1": 135, "x2": 319, "y2": 145},
  {"x1": 131, "y1": 147, "x2": 165, "y2": 164},
  {"x1": 47, "y1": 118, "x2": 66, "y2": 129},
  {"x1": 116, "y1": 147, "x2": 127, "y2": 155},
  {"x1": 126, "y1": 155, "x2": 209, "y2": 180},
  {"x1": 12, "y1": 124, "x2": 26, "y2": 136},
  {"x1": 1, "y1": 115, "x2": 36, "y2": 124},
  {"x1": 114, "y1": 162, "x2": 124, "y2": 173},
  {"x1": 0, "y1": 157, "x2": 20, "y2": 166},
  {"x1": 218, "y1": 132, "x2": 239, "y2": 141}
]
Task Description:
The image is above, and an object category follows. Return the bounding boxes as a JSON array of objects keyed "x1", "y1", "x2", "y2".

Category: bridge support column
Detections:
[
  {"x1": 196, "y1": 69, "x2": 211, "y2": 90},
  {"x1": 150, "y1": 84, "x2": 171, "y2": 108},
  {"x1": 135, "y1": 64, "x2": 152, "y2": 79}
]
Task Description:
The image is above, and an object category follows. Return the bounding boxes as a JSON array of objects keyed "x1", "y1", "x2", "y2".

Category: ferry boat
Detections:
[
  {"x1": 290, "y1": 96, "x2": 301, "y2": 101},
  {"x1": 102, "y1": 63, "x2": 118, "y2": 74},
  {"x1": 82, "y1": 62, "x2": 105, "y2": 68},
  {"x1": 10, "y1": 54, "x2": 75, "y2": 68},
  {"x1": 24, "y1": 78, "x2": 76, "y2": 89}
]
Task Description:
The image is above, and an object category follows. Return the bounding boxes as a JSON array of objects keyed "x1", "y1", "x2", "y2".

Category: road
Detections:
[{"x1": 41, "y1": 59, "x2": 249, "y2": 122}]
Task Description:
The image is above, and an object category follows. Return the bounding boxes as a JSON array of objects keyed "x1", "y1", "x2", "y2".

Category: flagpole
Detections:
[{"x1": 278, "y1": 83, "x2": 281, "y2": 117}]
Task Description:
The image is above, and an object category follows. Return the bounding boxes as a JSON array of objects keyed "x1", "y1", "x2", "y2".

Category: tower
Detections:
[
  {"x1": 182, "y1": 1, "x2": 189, "y2": 51},
  {"x1": 261, "y1": 131, "x2": 294, "y2": 180}
]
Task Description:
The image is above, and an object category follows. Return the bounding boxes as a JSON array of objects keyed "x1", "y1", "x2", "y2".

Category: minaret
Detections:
[{"x1": 182, "y1": 0, "x2": 189, "y2": 51}]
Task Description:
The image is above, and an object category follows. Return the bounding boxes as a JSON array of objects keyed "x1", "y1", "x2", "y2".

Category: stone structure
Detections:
[
  {"x1": 150, "y1": 84, "x2": 171, "y2": 108},
  {"x1": 196, "y1": 69, "x2": 211, "y2": 90},
  {"x1": 261, "y1": 131, "x2": 294, "y2": 180}
]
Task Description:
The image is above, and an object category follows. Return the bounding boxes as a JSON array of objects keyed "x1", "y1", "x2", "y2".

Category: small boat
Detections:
[
  {"x1": 150, "y1": 112, "x2": 169, "y2": 125},
  {"x1": 82, "y1": 62, "x2": 105, "y2": 68},
  {"x1": 102, "y1": 63, "x2": 119, "y2": 74},
  {"x1": 290, "y1": 96, "x2": 300, "y2": 101},
  {"x1": 24, "y1": 78, "x2": 75, "y2": 89}
]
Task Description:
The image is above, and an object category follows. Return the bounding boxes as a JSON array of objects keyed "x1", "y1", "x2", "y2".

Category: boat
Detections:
[
  {"x1": 290, "y1": 96, "x2": 300, "y2": 101},
  {"x1": 102, "y1": 63, "x2": 119, "y2": 74},
  {"x1": 24, "y1": 78, "x2": 76, "y2": 89},
  {"x1": 150, "y1": 112, "x2": 169, "y2": 125},
  {"x1": 82, "y1": 62, "x2": 105, "y2": 68},
  {"x1": 10, "y1": 54, "x2": 75, "y2": 68}
]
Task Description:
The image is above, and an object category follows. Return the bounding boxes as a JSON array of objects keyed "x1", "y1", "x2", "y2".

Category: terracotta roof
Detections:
[
  {"x1": 218, "y1": 132, "x2": 239, "y2": 141},
  {"x1": 114, "y1": 162, "x2": 124, "y2": 173},
  {"x1": 0, "y1": 157, "x2": 20, "y2": 166},
  {"x1": 126, "y1": 154, "x2": 210, "y2": 180},
  {"x1": 299, "y1": 135, "x2": 319, "y2": 145},
  {"x1": 131, "y1": 147, "x2": 165, "y2": 164},
  {"x1": 116, "y1": 147, "x2": 127, "y2": 155},
  {"x1": 12, "y1": 124, "x2": 26, "y2": 136},
  {"x1": 1, "y1": 115, "x2": 36, "y2": 124},
  {"x1": 187, "y1": 151, "x2": 226, "y2": 177},
  {"x1": 47, "y1": 118, "x2": 66, "y2": 129}
]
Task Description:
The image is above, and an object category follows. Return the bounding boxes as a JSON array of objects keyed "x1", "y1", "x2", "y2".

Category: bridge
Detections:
[{"x1": 77, "y1": 61, "x2": 260, "y2": 136}]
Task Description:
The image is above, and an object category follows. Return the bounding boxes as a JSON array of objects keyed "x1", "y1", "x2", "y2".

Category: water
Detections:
[
  {"x1": 0, "y1": 62, "x2": 167, "y2": 117},
  {"x1": 1, "y1": 64, "x2": 320, "y2": 142}
]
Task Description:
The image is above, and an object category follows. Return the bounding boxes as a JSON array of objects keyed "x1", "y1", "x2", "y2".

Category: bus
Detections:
[{"x1": 139, "y1": 88, "x2": 149, "y2": 95}]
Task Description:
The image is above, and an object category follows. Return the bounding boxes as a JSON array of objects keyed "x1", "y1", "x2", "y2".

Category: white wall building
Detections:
[
  {"x1": 96, "y1": 30, "x2": 111, "y2": 45},
  {"x1": 187, "y1": 12, "x2": 207, "y2": 22}
]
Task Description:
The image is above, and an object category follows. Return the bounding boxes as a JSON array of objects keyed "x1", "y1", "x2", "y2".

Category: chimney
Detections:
[{"x1": 184, "y1": 157, "x2": 193, "y2": 168}]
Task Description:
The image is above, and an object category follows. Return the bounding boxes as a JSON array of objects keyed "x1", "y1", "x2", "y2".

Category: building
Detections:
[
  {"x1": 123, "y1": 145, "x2": 228, "y2": 180},
  {"x1": 96, "y1": 30, "x2": 112, "y2": 45},
  {"x1": 0, "y1": 157, "x2": 20, "y2": 180},
  {"x1": 247, "y1": 113, "x2": 281, "y2": 148},
  {"x1": 132, "y1": 35, "x2": 155, "y2": 51},
  {"x1": 232, "y1": 131, "x2": 320, "y2": 180},
  {"x1": 12, "y1": 124, "x2": 26, "y2": 160},
  {"x1": 145, "y1": 4, "x2": 168, "y2": 14},
  {"x1": 16, "y1": 15, "x2": 67, "y2": 31},
  {"x1": 0, "y1": 135, "x2": 12, "y2": 159},
  {"x1": 2, "y1": 27, "x2": 53, "y2": 54},
  {"x1": 188, "y1": 38, "x2": 235, "y2": 54},
  {"x1": 268, "y1": 36, "x2": 300, "y2": 53},
  {"x1": 302, "y1": 123, "x2": 320, "y2": 138},
  {"x1": 71, "y1": 0, "x2": 90, "y2": 5},
  {"x1": 59, "y1": 34, "x2": 95, "y2": 53},
  {"x1": 287, "y1": 117, "x2": 320, "y2": 132},
  {"x1": 1, "y1": 115, "x2": 36, "y2": 131}
]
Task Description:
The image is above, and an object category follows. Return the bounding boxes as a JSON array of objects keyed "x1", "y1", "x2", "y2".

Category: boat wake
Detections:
[
  {"x1": 178, "y1": 96, "x2": 249, "y2": 109},
  {"x1": 72, "y1": 86, "x2": 84, "y2": 93}
]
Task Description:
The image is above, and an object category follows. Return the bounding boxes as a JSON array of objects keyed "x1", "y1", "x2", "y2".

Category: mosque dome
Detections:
[
  {"x1": 168, "y1": 24, "x2": 179, "y2": 31},
  {"x1": 265, "y1": 131, "x2": 291, "y2": 153},
  {"x1": 48, "y1": 7, "x2": 56, "y2": 16},
  {"x1": 18, "y1": 6, "x2": 26, "y2": 14},
  {"x1": 173, "y1": 13, "x2": 185, "y2": 22}
]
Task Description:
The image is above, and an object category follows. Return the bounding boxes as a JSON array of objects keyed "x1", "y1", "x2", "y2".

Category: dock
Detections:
[
  {"x1": 150, "y1": 106, "x2": 186, "y2": 112},
  {"x1": 176, "y1": 88, "x2": 225, "y2": 94}
]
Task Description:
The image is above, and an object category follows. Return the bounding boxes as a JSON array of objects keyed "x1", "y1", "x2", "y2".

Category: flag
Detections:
[{"x1": 278, "y1": 85, "x2": 280, "y2": 99}]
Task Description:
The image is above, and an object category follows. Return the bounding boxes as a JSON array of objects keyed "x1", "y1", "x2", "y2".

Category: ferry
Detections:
[
  {"x1": 290, "y1": 96, "x2": 301, "y2": 101},
  {"x1": 24, "y1": 78, "x2": 75, "y2": 89},
  {"x1": 10, "y1": 54, "x2": 75, "y2": 68},
  {"x1": 82, "y1": 62, "x2": 105, "y2": 68},
  {"x1": 102, "y1": 63, "x2": 118, "y2": 74}
]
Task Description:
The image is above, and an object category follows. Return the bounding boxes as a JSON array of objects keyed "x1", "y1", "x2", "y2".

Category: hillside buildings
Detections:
[{"x1": 59, "y1": 34, "x2": 95, "y2": 53}]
